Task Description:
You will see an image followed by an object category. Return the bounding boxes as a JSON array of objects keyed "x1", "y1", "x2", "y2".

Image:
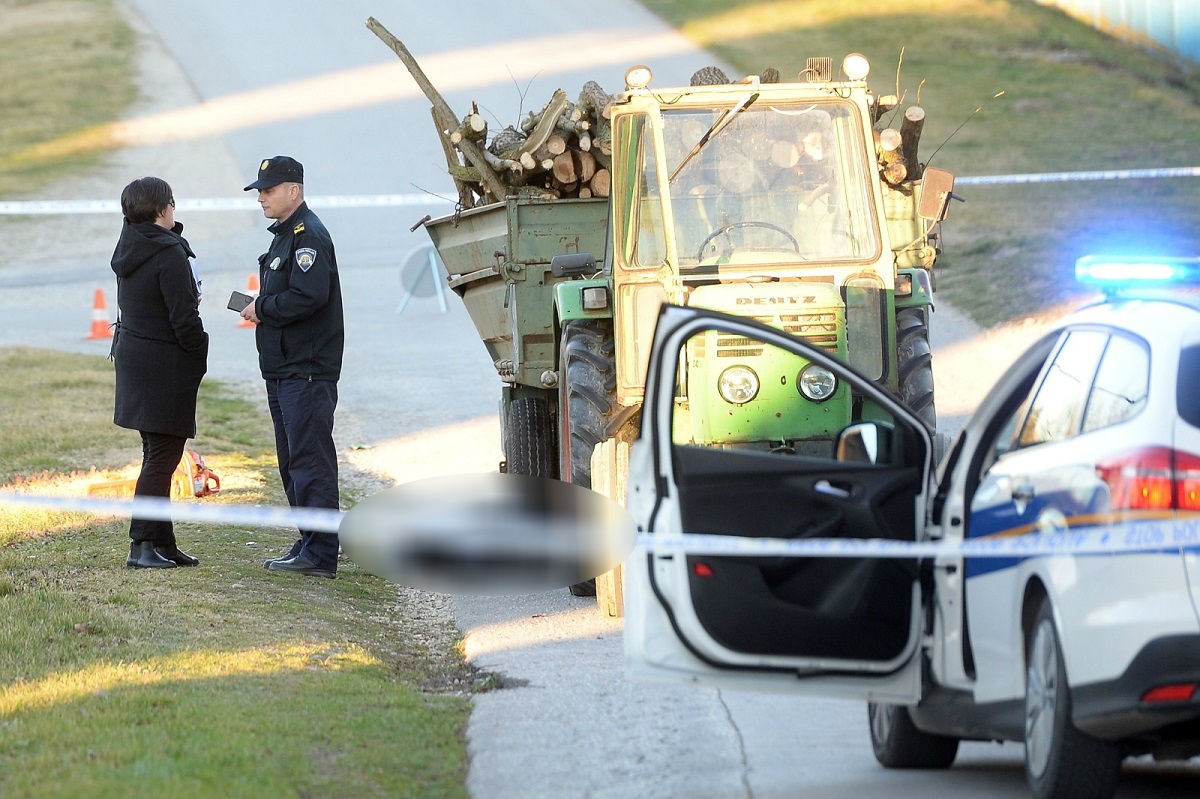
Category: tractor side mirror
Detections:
[
  {"x1": 918, "y1": 167, "x2": 956, "y2": 222},
  {"x1": 551, "y1": 252, "x2": 597, "y2": 277}
]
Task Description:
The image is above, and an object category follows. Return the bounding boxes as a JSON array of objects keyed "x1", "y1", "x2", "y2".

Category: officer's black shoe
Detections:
[
  {"x1": 156, "y1": 546, "x2": 199, "y2": 567},
  {"x1": 127, "y1": 541, "x2": 176, "y2": 569},
  {"x1": 267, "y1": 554, "x2": 336, "y2": 579},
  {"x1": 263, "y1": 542, "x2": 303, "y2": 569}
]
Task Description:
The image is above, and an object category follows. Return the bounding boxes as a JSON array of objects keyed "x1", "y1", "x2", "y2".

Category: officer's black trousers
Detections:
[{"x1": 266, "y1": 377, "x2": 340, "y2": 568}]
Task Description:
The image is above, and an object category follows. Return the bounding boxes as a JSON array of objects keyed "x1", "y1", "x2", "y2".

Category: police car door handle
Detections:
[
  {"x1": 814, "y1": 479, "x2": 852, "y2": 499},
  {"x1": 1012, "y1": 483, "x2": 1036, "y2": 502}
]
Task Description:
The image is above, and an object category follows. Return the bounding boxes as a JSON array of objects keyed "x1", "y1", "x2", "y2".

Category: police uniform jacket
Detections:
[
  {"x1": 253, "y1": 202, "x2": 344, "y2": 381},
  {"x1": 110, "y1": 219, "x2": 208, "y2": 438}
]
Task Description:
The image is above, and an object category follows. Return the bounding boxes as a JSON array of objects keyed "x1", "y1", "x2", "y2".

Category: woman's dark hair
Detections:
[{"x1": 120, "y1": 176, "x2": 173, "y2": 224}]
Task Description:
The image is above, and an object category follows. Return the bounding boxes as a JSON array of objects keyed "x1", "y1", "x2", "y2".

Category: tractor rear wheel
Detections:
[
  {"x1": 558, "y1": 320, "x2": 617, "y2": 597},
  {"x1": 896, "y1": 307, "x2": 936, "y2": 430},
  {"x1": 505, "y1": 395, "x2": 556, "y2": 478}
]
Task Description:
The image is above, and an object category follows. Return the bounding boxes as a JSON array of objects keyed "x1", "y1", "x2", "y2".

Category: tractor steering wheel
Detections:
[{"x1": 697, "y1": 221, "x2": 800, "y2": 262}]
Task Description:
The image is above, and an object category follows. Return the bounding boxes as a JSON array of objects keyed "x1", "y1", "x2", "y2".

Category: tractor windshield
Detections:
[{"x1": 643, "y1": 100, "x2": 879, "y2": 270}]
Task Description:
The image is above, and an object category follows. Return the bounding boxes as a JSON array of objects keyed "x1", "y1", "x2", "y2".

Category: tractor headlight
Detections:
[
  {"x1": 718, "y1": 366, "x2": 759, "y2": 405},
  {"x1": 798, "y1": 364, "x2": 837, "y2": 401},
  {"x1": 842, "y1": 53, "x2": 870, "y2": 81},
  {"x1": 625, "y1": 65, "x2": 653, "y2": 90}
]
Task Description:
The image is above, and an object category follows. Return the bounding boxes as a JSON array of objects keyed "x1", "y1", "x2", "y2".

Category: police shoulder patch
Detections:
[
  {"x1": 295, "y1": 248, "x2": 317, "y2": 272},
  {"x1": 293, "y1": 222, "x2": 305, "y2": 234}
]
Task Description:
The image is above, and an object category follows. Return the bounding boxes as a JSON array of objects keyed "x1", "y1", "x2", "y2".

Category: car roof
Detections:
[{"x1": 1057, "y1": 292, "x2": 1200, "y2": 343}]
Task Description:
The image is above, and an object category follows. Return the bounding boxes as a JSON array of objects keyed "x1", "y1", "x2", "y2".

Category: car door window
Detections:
[
  {"x1": 1081, "y1": 333, "x2": 1149, "y2": 433},
  {"x1": 1016, "y1": 330, "x2": 1108, "y2": 448}
]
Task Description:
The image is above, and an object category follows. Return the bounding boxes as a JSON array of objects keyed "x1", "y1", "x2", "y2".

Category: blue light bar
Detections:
[{"x1": 1075, "y1": 255, "x2": 1200, "y2": 288}]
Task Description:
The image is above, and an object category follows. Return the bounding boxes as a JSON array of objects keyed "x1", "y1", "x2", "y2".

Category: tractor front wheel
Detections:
[
  {"x1": 558, "y1": 320, "x2": 617, "y2": 597},
  {"x1": 895, "y1": 307, "x2": 936, "y2": 430}
]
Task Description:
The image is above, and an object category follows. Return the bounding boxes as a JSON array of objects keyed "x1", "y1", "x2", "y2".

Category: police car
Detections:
[{"x1": 623, "y1": 256, "x2": 1200, "y2": 799}]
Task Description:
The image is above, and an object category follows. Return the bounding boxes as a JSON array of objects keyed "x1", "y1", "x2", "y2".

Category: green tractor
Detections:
[{"x1": 424, "y1": 56, "x2": 954, "y2": 599}]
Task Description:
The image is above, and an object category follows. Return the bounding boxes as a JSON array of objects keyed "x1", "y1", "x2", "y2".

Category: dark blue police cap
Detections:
[{"x1": 243, "y1": 155, "x2": 304, "y2": 191}]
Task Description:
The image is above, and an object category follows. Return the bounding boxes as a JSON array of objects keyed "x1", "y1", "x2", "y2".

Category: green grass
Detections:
[
  {"x1": 0, "y1": 348, "x2": 473, "y2": 798},
  {"x1": 641, "y1": 0, "x2": 1200, "y2": 324},
  {"x1": 0, "y1": 0, "x2": 136, "y2": 198}
]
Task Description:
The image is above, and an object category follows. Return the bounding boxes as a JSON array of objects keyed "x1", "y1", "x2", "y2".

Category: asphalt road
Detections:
[{"x1": 1, "y1": 1, "x2": 1196, "y2": 796}]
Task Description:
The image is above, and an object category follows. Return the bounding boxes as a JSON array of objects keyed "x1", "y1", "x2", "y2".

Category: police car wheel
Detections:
[
  {"x1": 867, "y1": 701, "x2": 958, "y2": 769},
  {"x1": 1023, "y1": 598, "x2": 1121, "y2": 799}
]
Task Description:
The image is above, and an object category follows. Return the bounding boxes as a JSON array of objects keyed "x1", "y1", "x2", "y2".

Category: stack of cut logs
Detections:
[
  {"x1": 367, "y1": 16, "x2": 927, "y2": 208},
  {"x1": 444, "y1": 82, "x2": 614, "y2": 205},
  {"x1": 870, "y1": 93, "x2": 926, "y2": 187},
  {"x1": 367, "y1": 17, "x2": 611, "y2": 209}
]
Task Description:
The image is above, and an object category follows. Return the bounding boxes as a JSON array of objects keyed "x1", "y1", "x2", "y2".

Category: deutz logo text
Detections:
[{"x1": 735, "y1": 296, "x2": 817, "y2": 305}]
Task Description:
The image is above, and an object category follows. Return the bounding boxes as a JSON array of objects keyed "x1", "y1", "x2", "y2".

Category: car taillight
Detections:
[
  {"x1": 1095, "y1": 447, "x2": 1200, "y2": 511},
  {"x1": 1141, "y1": 683, "x2": 1197, "y2": 703}
]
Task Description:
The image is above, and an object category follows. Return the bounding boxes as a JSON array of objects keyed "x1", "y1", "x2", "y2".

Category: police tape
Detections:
[
  {"x1": 0, "y1": 490, "x2": 343, "y2": 533},
  {"x1": 956, "y1": 165, "x2": 1200, "y2": 186},
  {"x1": 1, "y1": 165, "x2": 1197, "y2": 215},
  {"x1": 635, "y1": 517, "x2": 1200, "y2": 559},
  {"x1": 5, "y1": 486, "x2": 1200, "y2": 560},
  {"x1": 0, "y1": 193, "x2": 452, "y2": 216}
]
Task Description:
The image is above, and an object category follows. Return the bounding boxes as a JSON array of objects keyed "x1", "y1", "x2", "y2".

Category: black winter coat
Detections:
[{"x1": 111, "y1": 219, "x2": 208, "y2": 438}]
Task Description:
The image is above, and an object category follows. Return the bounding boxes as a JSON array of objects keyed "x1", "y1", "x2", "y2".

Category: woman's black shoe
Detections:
[
  {"x1": 126, "y1": 541, "x2": 176, "y2": 569},
  {"x1": 156, "y1": 546, "x2": 199, "y2": 566}
]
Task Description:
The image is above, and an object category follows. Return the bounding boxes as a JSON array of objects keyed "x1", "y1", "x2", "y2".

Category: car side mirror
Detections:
[
  {"x1": 835, "y1": 421, "x2": 895, "y2": 465},
  {"x1": 917, "y1": 167, "x2": 956, "y2": 222},
  {"x1": 551, "y1": 252, "x2": 597, "y2": 277}
]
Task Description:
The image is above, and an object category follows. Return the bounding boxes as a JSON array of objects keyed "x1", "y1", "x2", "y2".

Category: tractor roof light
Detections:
[
  {"x1": 1075, "y1": 254, "x2": 1200, "y2": 290},
  {"x1": 842, "y1": 54, "x2": 870, "y2": 82},
  {"x1": 625, "y1": 65, "x2": 653, "y2": 90}
]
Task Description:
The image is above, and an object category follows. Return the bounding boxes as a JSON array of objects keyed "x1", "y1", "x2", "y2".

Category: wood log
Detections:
[
  {"x1": 489, "y1": 125, "x2": 526, "y2": 155},
  {"x1": 576, "y1": 81, "x2": 611, "y2": 124},
  {"x1": 899, "y1": 105, "x2": 926, "y2": 178},
  {"x1": 878, "y1": 127, "x2": 902, "y2": 154},
  {"x1": 882, "y1": 161, "x2": 908, "y2": 186},
  {"x1": 432, "y1": 106, "x2": 474, "y2": 209},
  {"x1": 691, "y1": 66, "x2": 730, "y2": 86},
  {"x1": 512, "y1": 89, "x2": 569, "y2": 163},
  {"x1": 449, "y1": 110, "x2": 487, "y2": 145},
  {"x1": 575, "y1": 149, "x2": 596, "y2": 183},
  {"x1": 537, "y1": 133, "x2": 567, "y2": 160},
  {"x1": 578, "y1": 187, "x2": 592, "y2": 199},
  {"x1": 482, "y1": 148, "x2": 522, "y2": 175},
  {"x1": 590, "y1": 168, "x2": 610, "y2": 198},
  {"x1": 366, "y1": 17, "x2": 508, "y2": 201},
  {"x1": 771, "y1": 140, "x2": 800, "y2": 168},
  {"x1": 551, "y1": 151, "x2": 577, "y2": 184},
  {"x1": 872, "y1": 93, "x2": 899, "y2": 124}
]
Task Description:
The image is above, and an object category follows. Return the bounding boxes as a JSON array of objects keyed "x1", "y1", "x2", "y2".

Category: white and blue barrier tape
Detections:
[
  {"x1": 0, "y1": 490, "x2": 343, "y2": 533},
  {"x1": 4, "y1": 487, "x2": 1200, "y2": 559},
  {"x1": 0, "y1": 193, "x2": 450, "y2": 216},
  {"x1": 637, "y1": 517, "x2": 1200, "y2": 559},
  {"x1": 956, "y1": 165, "x2": 1200, "y2": 186},
  {"x1": 1, "y1": 165, "x2": 1195, "y2": 215}
]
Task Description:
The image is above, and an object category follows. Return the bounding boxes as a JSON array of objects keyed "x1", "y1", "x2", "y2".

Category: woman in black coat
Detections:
[{"x1": 111, "y1": 176, "x2": 208, "y2": 569}]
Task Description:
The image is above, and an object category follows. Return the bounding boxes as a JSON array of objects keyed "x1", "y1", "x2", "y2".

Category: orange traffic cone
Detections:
[
  {"x1": 237, "y1": 273, "x2": 259, "y2": 327},
  {"x1": 86, "y1": 288, "x2": 113, "y2": 339}
]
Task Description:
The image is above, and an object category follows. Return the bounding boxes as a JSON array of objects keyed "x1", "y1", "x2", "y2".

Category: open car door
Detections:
[{"x1": 625, "y1": 305, "x2": 933, "y2": 703}]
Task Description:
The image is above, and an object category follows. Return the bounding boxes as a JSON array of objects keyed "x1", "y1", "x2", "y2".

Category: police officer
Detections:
[{"x1": 241, "y1": 155, "x2": 344, "y2": 578}]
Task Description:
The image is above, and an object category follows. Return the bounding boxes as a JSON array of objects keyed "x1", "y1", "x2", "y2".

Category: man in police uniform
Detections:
[{"x1": 241, "y1": 155, "x2": 344, "y2": 578}]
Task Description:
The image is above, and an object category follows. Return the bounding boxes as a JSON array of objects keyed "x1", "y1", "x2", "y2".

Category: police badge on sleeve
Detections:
[{"x1": 295, "y1": 248, "x2": 317, "y2": 272}]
